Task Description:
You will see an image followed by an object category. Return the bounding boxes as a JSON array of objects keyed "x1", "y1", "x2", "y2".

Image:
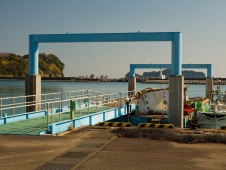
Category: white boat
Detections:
[
  {"x1": 136, "y1": 83, "x2": 226, "y2": 129},
  {"x1": 136, "y1": 86, "x2": 193, "y2": 126},
  {"x1": 137, "y1": 87, "x2": 169, "y2": 115}
]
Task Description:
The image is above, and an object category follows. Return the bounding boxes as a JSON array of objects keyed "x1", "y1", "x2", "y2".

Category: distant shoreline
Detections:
[
  {"x1": 0, "y1": 77, "x2": 101, "y2": 82},
  {"x1": 1, "y1": 77, "x2": 226, "y2": 84}
]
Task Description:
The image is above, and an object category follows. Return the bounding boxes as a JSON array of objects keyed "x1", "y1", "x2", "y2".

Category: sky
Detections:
[{"x1": 0, "y1": 0, "x2": 226, "y2": 78}]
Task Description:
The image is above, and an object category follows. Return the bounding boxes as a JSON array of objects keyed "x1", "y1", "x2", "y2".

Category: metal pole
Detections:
[
  {"x1": 80, "y1": 98, "x2": 81, "y2": 116},
  {"x1": 120, "y1": 93, "x2": 122, "y2": 107},
  {"x1": 96, "y1": 96, "x2": 97, "y2": 112},
  {"x1": 126, "y1": 101, "x2": 129, "y2": 122},
  {"x1": 59, "y1": 101, "x2": 61, "y2": 122},
  {"x1": 44, "y1": 95, "x2": 46, "y2": 110},
  {"x1": 88, "y1": 97, "x2": 90, "y2": 114},
  {"x1": 51, "y1": 103, "x2": 53, "y2": 124},
  {"x1": 47, "y1": 103, "x2": 49, "y2": 133},
  {"x1": 68, "y1": 92, "x2": 70, "y2": 106},
  {"x1": 115, "y1": 94, "x2": 116, "y2": 108},
  {"x1": 13, "y1": 98, "x2": 15, "y2": 115},
  {"x1": 60, "y1": 92, "x2": 63, "y2": 115},
  {"x1": 24, "y1": 96, "x2": 26, "y2": 113},
  {"x1": 102, "y1": 95, "x2": 104, "y2": 111},
  {"x1": 109, "y1": 95, "x2": 111, "y2": 108},
  {"x1": 0, "y1": 99, "x2": 2, "y2": 117},
  {"x1": 53, "y1": 94, "x2": 55, "y2": 108},
  {"x1": 75, "y1": 99, "x2": 77, "y2": 118}
]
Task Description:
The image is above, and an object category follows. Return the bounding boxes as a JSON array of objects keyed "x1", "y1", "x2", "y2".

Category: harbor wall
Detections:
[
  {"x1": 0, "y1": 76, "x2": 225, "y2": 84},
  {"x1": 141, "y1": 79, "x2": 226, "y2": 85}
]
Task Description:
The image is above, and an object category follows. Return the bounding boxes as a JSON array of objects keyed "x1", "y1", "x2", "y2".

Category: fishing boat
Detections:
[
  {"x1": 137, "y1": 86, "x2": 169, "y2": 115},
  {"x1": 136, "y1": 83, "x2": 226, "y2": 129},
  {"x1": 136, "y1": 86, "x2": 194, "y2": 126},
  {"x1": 197, "y1": 80, "x2": 226, "y2": 129}
]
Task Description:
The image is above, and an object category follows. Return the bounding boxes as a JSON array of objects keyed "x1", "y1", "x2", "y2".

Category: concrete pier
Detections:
[
  {"x1": 168, "y1": 75, "x2": 184, "y2": 128},
  {"x1": 206, "y1": 78, "x2": 213, "y2": 99},
  {"x1": 25, "y1": 74, "x2": 41, "y2": 112},
  {"x1": 128, "y1": 77, "x2": 136, "y2": 92}
]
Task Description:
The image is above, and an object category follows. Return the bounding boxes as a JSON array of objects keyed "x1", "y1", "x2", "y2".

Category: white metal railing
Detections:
[
  {"x1": 45, "y1": 90, "x2": 136, "y2": 132},
  {"x1": 0, "y1": 89, "x2": 136, "y2": 134},
  {"x1": 0, "y1": 90, "x2": 107, "y2": 117}
]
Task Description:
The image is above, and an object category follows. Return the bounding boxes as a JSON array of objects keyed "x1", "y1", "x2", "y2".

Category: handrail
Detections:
[
  {"x1": 0, "y1": 90, "x2": 136, "y2": 117},
  {"x1": 0, "y1": 90, "x2": 136, "y2": 135}
]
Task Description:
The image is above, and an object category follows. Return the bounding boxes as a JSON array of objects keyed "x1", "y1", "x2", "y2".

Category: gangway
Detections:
[{"x1": 0, "y1": 90, "x2": 136, "y2": 135}]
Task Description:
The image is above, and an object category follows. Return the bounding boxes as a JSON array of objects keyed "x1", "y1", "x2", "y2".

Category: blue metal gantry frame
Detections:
[
  {"x1": 130, "y1": 64, "x2": 212, "y2": 78},
  {"x1": 29, "y1": 32, "x2": 182, "y2": 75}
]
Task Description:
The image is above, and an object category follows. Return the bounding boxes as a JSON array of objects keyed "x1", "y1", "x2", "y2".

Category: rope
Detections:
[
  {"x1": 197, "y1": 112, "x2": 226, "y2": 130},
  {"x1": 127, "y1": 114, "x2": 143, "y2": 122},
  {"x1": 127, "y1": 114, "x2": 164, "y2": 123}
]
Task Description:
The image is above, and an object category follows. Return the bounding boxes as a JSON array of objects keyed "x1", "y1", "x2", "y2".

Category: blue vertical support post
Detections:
[
  {"x1": 29, "y1": 36, "x2": 39, "y2": 75},
  {"x1": 169, "y1": 32, "x2": 183, "y2": 128},
  {"x1": 206, "y1": 64, "x2": 213, "y2": 99},
  {"x1": 171, "y1": 32, "x2": 182, "y2": 75},
  {"x1": 207, "y1": 64, "x2": 212, "y2": 78},
  {"x1": 25, "y1": 36, "x2": 41, "y2": 112}
]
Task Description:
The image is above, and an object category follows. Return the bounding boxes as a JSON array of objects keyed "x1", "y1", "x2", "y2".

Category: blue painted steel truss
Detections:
[
  {"x1": 29, "y1": 32, "x2": 182, "y2": 75},
  {"x1": 130, "y1": 64, "x2": 212, "y2": 78}
]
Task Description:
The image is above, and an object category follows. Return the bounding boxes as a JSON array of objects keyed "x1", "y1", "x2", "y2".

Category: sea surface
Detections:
[{"x1": 1, "y1": 80, "x2": 226, "y2": 98}]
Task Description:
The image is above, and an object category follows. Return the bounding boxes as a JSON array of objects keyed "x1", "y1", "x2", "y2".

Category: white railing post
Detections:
[
  {"x1": 23, "y1": 96, "x2": 26, "y2": 113},
  {"x1": 47, "y1": 103, "x2": 49, "y2": 133},
  {"x1": 120, "y1": 93, "x2": 122, "y2": 107},
  {"x1": 67, "y1": 92, "x2": 70, "y2": 106},
  {"x1": 96, "y1": 95, "x2": 98, "y2": 112},
  {"x1": 79, "y1": 98, "x2": 81, "y2": 116},
  {"x1": 109, "y1": 95, "x2": 111, "y2": 108},
  {"x1": 0, "y1": 99, "x2": 2, "y2": 117},
  {"x1": 88, "y1": 96, "x2": 90, "y2": 114},
  {"x1": 53, "y1": 94, "x2": 55, "y2": 108},
  {"x1": 51, "y1": 103, "x2": 53, "y2": 124},
  {"x1": 44, "y1": 95, "x2": 47, "y2": 110},
  {"x1": 59, "y1": 101, "x2": 61, "y2": 122},
  {"x1": 102, "y1": 95, "x2": 104, "y2": 111},
  {"x1": 115, "y1": 94, "x2": 116, "y2": 107},
  {"x1": 61, "y1": 92, "x2": 63, "y2": 111}
]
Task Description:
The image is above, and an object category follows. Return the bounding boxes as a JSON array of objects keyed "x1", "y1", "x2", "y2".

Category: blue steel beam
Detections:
[
  {"x1": 130, "y1": 63, "x2": 212, "y2": 78},
  {"x1": 29, "y1": 32, "x2": 182, "y2": 75},
  {"x1": 182, "y1": 64, "x2": 212, "y2": 78},
  {"x1": 130, "y1": 64, "x2": 172, "y2": 77},
  {"x1": 30, "y1": 32, "x2": 175, "y2": 43}
]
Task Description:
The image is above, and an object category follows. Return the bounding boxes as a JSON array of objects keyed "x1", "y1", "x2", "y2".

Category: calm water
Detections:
[{"x1": 0, "y1": 80, "x2": 226, "y2": 98}]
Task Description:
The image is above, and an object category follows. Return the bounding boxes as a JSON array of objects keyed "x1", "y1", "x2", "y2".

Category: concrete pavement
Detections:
[{"x1": 1, "y1": 127, "x2": 226, "y2": 170}]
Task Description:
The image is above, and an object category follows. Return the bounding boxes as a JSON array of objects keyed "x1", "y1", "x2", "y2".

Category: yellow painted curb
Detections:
[
  {"x1": 97, "y1": 122, "x2": 131, "y2": 127},
  {"x1": 138, "y1": 123, "x2": 174, "y2": 128}
]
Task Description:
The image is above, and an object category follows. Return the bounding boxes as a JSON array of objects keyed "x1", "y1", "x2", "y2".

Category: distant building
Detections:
[
  {"x1": 159, "y1": 69, "x2": 165, "y2": 79},
  {"x1": 0, "y1": 53, "x2": 11, "y2": 57}
]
